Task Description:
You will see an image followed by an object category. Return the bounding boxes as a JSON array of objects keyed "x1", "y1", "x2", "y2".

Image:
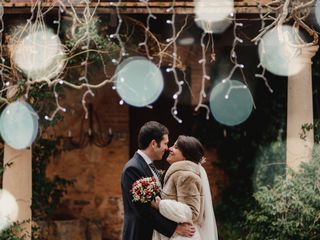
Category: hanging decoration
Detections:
[
  {"x1": 0, "y1": 189, "x2": 18, "y2": 232},
  {"x1": 195, "y1": 18, "x2": 232, "y2": 34},
  {"x1": 194, "y1": 0, "x2": 233, "y2": 34},
  {"x1": 0, "y1": 0, "x2": 316, "y2": 129},
  {"x1": 166, "y1": 0, "x2": 184, "y2": 123},
  {"x1": 11, "y1": 26, "x2": 65, "y2": 80},
  {"x1": 138, "y1": 0, "x2": 157, "y2": 60},
  {"x1": 114, "y1": 56, "x2": 164, "y2": 107},
  {"x1": 194, "y1": 0, "x2": 234, "y2": 23},
  {"x1": 209, "y1": 79, "x2": 253, "y2": 126},
  {"x1": 258, "y1": 25, "x2": 305, "y2": 77},
  {"x1": 209, "y1": 13, "x2": 254, "y2": 126},
  {"x1": 254, "y1": 2, "x2": 273, "y2": 93},
  {"x1": 0, "y1": 101, "x2": 39, "y2": 150},
  {"x1": 193, "y1": 0, "x2": 228, "y2": 119}
]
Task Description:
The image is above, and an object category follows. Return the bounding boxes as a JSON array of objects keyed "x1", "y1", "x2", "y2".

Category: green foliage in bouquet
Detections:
[{"x1": 244, "y1": 146, "x2": 320, "y2": 240}]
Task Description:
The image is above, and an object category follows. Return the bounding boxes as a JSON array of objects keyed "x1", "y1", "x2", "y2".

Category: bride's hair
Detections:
[{"x1": 176, "y1": 135, "x2": 204, "y2": 164}]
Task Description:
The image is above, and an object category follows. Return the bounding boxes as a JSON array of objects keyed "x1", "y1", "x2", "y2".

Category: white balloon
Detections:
[
  {"x1": 12, "y1": 29, "x2": 65, "y2": 80},
  {"x1": 195, "y1": 18, "x2": 232, "y2": 34},
  {"x1": 0, "y1": 189, "x2": 19, "y2": 232},
  {"x1": 258, "y1": 25, "x2": 305, "y2": 76},
  {"x1": 194, "y1": 0, "x2": 234, "y2": 23},
  {"x1": 115, "y1": 57, "x2": 164, "y2": 107},
  {"x1": 0, "y1": 101, "x2": 39, "y2": 150}
]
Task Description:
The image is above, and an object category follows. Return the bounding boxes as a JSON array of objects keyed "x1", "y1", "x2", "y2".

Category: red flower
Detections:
[{"x1": 131, "y1": 177, "x2": 161, "y2": 203}]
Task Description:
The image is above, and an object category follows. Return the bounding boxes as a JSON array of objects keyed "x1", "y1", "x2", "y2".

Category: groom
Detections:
[{"x1": 121, "y1": 121, "x2": 195, "y2": 240}]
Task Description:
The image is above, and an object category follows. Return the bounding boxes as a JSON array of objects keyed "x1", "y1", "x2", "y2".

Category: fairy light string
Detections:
[
  {"x1": 138, "y1": 0, "x2": 156, "y2": 60},
  {"x1": 194, "y1": 31, "x2": 212, "y2": 120},
  {"x1": 53, "y1": 1, "x2": 63, "y2": 36},
  {"x1": 223, "y1": 13, "x2": 255, "y2": 109},
  {"x1": 52, "y1": 0, "x2": 103, "y2": 121},
  {"x1": 254, "y1": 2, "x2": 273, "y2": 93},
  {"x1": 44, "y1": 81, "x2": 66, "y2": 121},
  {"x1": 3, "y1": 0, "x2": 304, "y2": 124},
  {"x1": 165, "y1": 0, "x2": 183, "y2": 123},
  {"x1": 109, "y1": 0, "x2": 127, "y2": 64}
]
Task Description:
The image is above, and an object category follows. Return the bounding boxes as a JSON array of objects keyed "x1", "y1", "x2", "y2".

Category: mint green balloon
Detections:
[
  {"x1": 0, "y1": 101, "x2": 39, "y2": 149},
  {"x1": 209, "y1": 80, "x2": 253, "y2": 126},
  {"x1": 115, "y1": 57, "x2": 164, "y2": 107}
]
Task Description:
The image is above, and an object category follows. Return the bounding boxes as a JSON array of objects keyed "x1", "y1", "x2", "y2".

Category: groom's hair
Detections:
[
  {"x1": 176, "y1": 135, "x2": 204, "y2": 163},
  {"x1": 138, "y1": 121, "x2": 169, "y2": 149}
]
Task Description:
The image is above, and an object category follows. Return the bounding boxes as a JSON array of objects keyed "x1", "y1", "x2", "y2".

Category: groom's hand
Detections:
[
  {"x1": 151, "y1": 196, "x2": 161, "y2": 209},
  {"x1": 175, "y1": 223, "x2": 196, "y2": 237}
]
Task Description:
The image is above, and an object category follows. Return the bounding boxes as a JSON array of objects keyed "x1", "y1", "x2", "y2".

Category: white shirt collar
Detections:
[
  {"x1": 137, "y1": 149, "x2": 153, "y2": 165},
  {"x1": 137, "y1": 149, "x2": 161, "y2": 185}
]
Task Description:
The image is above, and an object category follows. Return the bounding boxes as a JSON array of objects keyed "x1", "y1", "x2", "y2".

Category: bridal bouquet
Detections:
[{"x1": 130, "y1": 176, "x2": 161, "y2": 203}]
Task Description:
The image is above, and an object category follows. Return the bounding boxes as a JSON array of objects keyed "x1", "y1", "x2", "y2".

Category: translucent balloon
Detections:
[
  {"x1": 209, "y1": 80, "x2": 253, "y2": 126},
  {"x1": 12, "y1": 29, "x2": 65, "y2": 80},
  {"x1": 177, "y1": 36, "x2": 195, "y2": 45},
  {"x1": 258, "y1": 25, "x2": 305, "y2": 76},
  {"x1": 194, "y1": 0, "x2": 234, "y2": 23},
  {"x1": 195, "y1": 18, "x2": 232, "y2": 34},
  {"x1": 115, "y1": 57, "x2": 164, "y2": 107},
  {"x1": 0, "y1": 101, "x2": 39, "y2": 150},
  {"x1": 0, "y1": 189, "x2": 19, "y2": 232}
]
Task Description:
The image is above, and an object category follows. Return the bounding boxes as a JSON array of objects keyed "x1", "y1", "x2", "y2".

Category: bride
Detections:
[{"x1": 151, "y1": 135, "x2": 218, "y2": 240}]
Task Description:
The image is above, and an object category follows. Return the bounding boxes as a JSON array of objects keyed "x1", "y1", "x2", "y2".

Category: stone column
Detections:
[
  {"x1": 3, "y1": 144, "x2": 32, "y2": 239},
  {"x1": 286, "y1": 45, "x2": 319, "y2": 172}
]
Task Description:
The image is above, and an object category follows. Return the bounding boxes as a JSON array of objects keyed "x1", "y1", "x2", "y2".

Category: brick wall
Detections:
[
  {"x1": 46, "y1": 70, "x2": 129, "y2": 239},
  {"x1": 45, "y1": 46, "x2": 222, "y2": 240}
]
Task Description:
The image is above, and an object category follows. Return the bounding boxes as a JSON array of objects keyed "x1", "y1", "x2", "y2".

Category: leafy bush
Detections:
[
  {"x1": 0, "y1": 223, "x2": 29, "y2": 240},
  {"x1": 252, "y1": 131, "x2": 286, "y2": 190},
  {"x1": 244, "y1": 146, "x2": 320, "y2": 240},
  {"x1": 32, "y1": 138, "x2": 74, "y2": 220}
]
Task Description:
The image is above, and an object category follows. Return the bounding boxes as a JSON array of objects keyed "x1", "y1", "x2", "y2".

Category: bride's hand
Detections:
[{"x1": 151, "y1": 196, "x2": 161, "y2": 209}]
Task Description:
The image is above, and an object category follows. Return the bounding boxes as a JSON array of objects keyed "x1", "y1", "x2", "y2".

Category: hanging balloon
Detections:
[
  {"x1": 0, "y1": 101, "x2": 39, "y2": 150},
  {"x1": 258, "y1": 25, "x2": 304, "y2": 77},
  {"x1": 0, "y1": 189, "x2": 19, "y2": 232},
  {"x1": 194, "y1": 0, "x2": 234, "y2": 23},
  {"x1": 209, "y1": 80, "x2": 253, "y2": 126},
  {"x1": 114, "y1": 56, "x2": 164, "y2": 107},
  {"x1": 195, "y1": 18, "x2": 232, "y2": 34},
  {"x1": 12, "y1": 27, "x2": 65, "y2": 80},
  {"x1": 23, "y1": 101, "x2": 39, "y2": 144}
]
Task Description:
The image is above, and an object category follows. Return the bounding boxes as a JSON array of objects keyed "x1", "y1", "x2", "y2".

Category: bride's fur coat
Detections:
[{"x1": 161, "y1": 160, "x2": 205, "y2": 225}]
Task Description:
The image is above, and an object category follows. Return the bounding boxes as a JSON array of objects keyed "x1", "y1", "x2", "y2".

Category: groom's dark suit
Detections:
[{"x1": 121, "y1": 152, "x2": 177, "y2": 240}]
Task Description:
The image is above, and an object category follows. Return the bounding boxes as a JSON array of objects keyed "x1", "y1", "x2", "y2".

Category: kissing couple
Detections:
[{"x1": 121, "y1": 121, "x2": 218, "y2": 240}]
